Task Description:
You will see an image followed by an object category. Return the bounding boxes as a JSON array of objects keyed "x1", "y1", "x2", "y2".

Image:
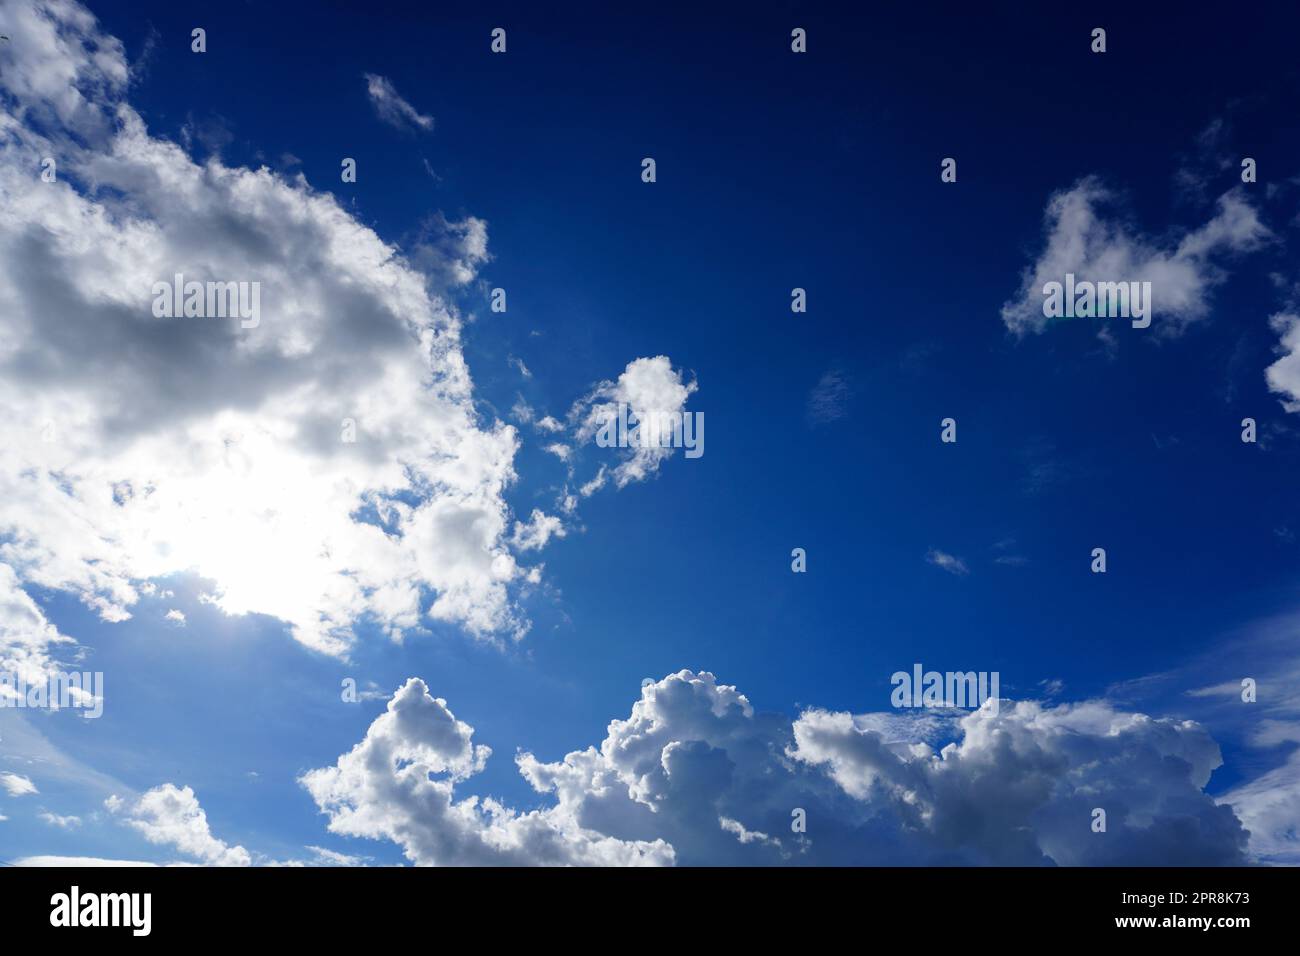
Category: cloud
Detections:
[
  {"x1": 791, "y1": 698, "x2": 1246, "y2": 865},
  {"x1": 926, "y1": 549, "x2": 969, "y2": 576},
  {"x1": 408, "y1": 213, "x2": 489, "y2": 289},
  {"x1": 1222, "y1": 751, "x2": 1300, "y2": 864},
  {"x1": 571, "y1": 356, "x2": 698, "y2": 490},
  {"x1": 303, "y1": 671, "x2": 1248, "y2": 866},
  {"x1": 806, "y1": 369, "x2": 851, "y2": 425},
  {"x1": 301, "y1": 677, "x2": 673, "y2": 865},
  {"x1": 1001, "y1": 177, "x2": 1269, "y2": 336},
  {"x1": 38, "y1": 810, "x2": 81, "y2": 828},
  {"x1": 1101, "y1": 609, "x2": 1300, "y2": 864},
  {"x1": 0, "y1": 562, "x2": 75, "y2": 689},
  {"x1": 0, "y1": 771, "x2": 38, "y2": 797},
  {"x1": 14, "y1": 855, "x2": 158, "y2": 867},
  {"x1": 107, "y1": 784, "x2": 252, "y2": 866},
  {"x1": 511, "y1": 510, "x2": 565, "y2": 552},
  {"x1": 0, "y1": 0, "x2": 539, "y2": 658},
  {"x1": 1265, "y1": 312, "x2": 1300, "y2": 410},
  {"x1": 363, "y1": 73, "x2": 434, "y2": 133},
  {"x1": 302, "y1": 845, "x2": 368, "y2": 867}
]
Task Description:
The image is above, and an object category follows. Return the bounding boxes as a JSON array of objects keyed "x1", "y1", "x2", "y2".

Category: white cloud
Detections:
[
  {"x1": 303, "y1": 845, "x2": 368, "y2": 867},
  {"x1": 38, "y1": 810, "x2": 81, "y2": 828},
  {"x1": 926, "y1": 549, "x2": 969, "y2": 576},
  {"x1": 1265, "y1": 312, "x2": 1300, "y2": 410},
  {"x1": 303, "y1": 671, "x2": 1248, "y2": 865},
  {"x1": 791, "y1": 698, "x2": 1245, "y2": 865},
  {"x1": 301, "y1": 677, "x2": 673, "y2": 865},
  {"x1": 1001, "y1": 177, "x2": 1269, "y2": 336},
  {"x1": 107, "y1": 783, "x2": 252, "y2": 866},
  {"x1": 0, "y1": 562, "x2": 75, "y2": 689},
  {"x1": 807, "y1": 369, "x2": 851, "y2": 424},
  {"x1": 164, "y1": 609, "x2": 186, "y2": 626},
  {"x1": 511, "y1": 509, "x2": 566, "y2": 552},
  {"x1": 363, "y1": 73, "x2": 434, "y2": 132},
  {"x1": 1222, "y1": 750, "x2": 1300, "y2": 864},
  {"x1": 0, "y1": 771, "x2": 38, "y2": 797},
  {"x1": 14, "y1": 855, "x2": 157, "y2": 867},
  {"x1": 0, "y1": 0, "x2": 539, "y2": 658},
  {"x1": 571, "y1": 356, "x2": 697, "y2": 489}
]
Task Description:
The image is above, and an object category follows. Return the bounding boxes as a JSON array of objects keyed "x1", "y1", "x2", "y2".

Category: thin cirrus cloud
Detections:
[
  {"x1": 806, "y1": 368, "x2": 851, "y2": 425},
  {"x1": 363, "y1": 72, "x2": 435, "y2": 133},
  {"x1": 926, "y1": 549, "x2": 970, "y2": 576}
]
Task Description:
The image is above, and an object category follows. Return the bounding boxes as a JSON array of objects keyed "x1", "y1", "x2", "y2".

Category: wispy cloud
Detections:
[
  {"x1": 807, "y1": 369, "x2": 851, "y2": 425},
  {"x1": 363, "y1": 73, "x2": 434, "y2": 133},
  {"x1": 926, "y1": 549, "x2": 969, "y2": 576}
]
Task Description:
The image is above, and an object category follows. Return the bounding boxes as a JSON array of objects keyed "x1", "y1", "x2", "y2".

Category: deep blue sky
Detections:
[{"x1": 6, "y1": 0, "x2": 1300, "y2": 864}]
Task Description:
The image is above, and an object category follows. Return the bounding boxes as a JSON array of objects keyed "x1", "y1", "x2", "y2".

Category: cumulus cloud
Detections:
[
  {"x1": 1001, "y1": 177, "x2": 1269, "y2": 336},
  {"x1": 363, "y1": 73, "x2": 434, "y2": 132},
  {"x1": 0, "y1": 0, "x2": 541, "y2": 659},
  {"x1": 301, "y1": 677, "x2": 673, "y2": 865},
  {"x1": 511, "y1": 509, "x2": 565, "y2": 552},
  {"x1": 303, "y1": 671, "x2": 1248, "y2": 866},
  {"x1": 0, "y1": 771, "x2": 38, "y2": 797},
  {"x1": 107, "y1": 783, "x2": 252, "y2": 866},
  {"x1": 570, "y1": 356, "x2": 698, "y2": 490}
]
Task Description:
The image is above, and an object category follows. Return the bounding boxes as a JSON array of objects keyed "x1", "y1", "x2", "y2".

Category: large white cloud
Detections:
[
  {"x1": 303, "y1": 671, "x2": 1249, "y2": 866},
  {"x1": 1001, "y1": 177, "x2": 1268, "y2": 336},
  {"x1": 106, "y1": 783, "x2": 251, "y2": 866},
  {"x1": 300, "y1": 677, "x2": 673, "y2": 865},
  {"x1": 0, "y1": 0, "x2": 540, "y2": 658}
]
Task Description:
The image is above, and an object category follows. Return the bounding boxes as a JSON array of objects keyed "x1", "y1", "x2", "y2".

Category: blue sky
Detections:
[{"x1": 2, "y1": 0, "x2": 1300, "y2": 866}]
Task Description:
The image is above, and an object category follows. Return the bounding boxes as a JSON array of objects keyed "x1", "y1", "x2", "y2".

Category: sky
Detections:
[{"x1": 2, "y1": 0, "x2": 1300, "y2": 866}]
